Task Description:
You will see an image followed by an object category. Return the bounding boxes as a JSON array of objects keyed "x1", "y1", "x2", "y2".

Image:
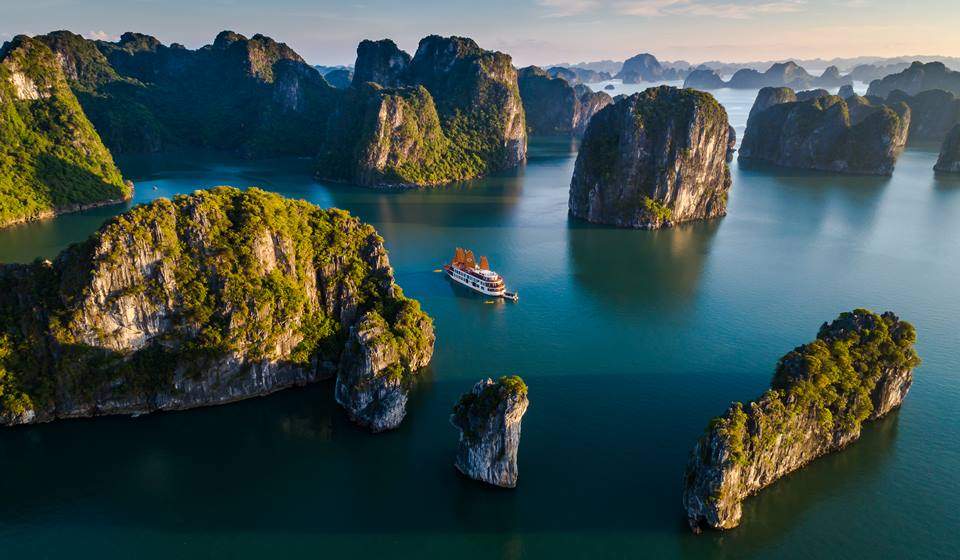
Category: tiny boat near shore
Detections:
[{"x1": 443, "y1": 248, "x2": 518, "y2": 301}]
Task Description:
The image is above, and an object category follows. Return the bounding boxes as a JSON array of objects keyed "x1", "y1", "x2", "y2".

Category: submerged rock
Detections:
[
  {"x1": 683, "y1": 309, "x2": 920, "y2": 532},
  {"x1": 451, "y1": 376, "x2": 529, "y2": 488},
  {"x1": 0, "y1": 187, "x2": 434, "y2": 427},
  {"x1": 935, "y1": 124, "x2": 960, "y2": 173},
  {"x1": 740, "y1": 88, "x2": 911, "y2": 175},
  {"x1": 569, "y1": 86, "x2": 732, "y2": 229}
]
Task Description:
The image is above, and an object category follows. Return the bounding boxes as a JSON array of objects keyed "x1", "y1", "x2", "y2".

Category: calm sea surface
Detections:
[{"x1": 0, "y1": 83, "x2": 957, "y2": 559}]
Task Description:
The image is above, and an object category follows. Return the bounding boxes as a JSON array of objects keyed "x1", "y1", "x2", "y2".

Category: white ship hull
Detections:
[{"x1": 444, "y1": 265, "x2": 518, "y2": 300}]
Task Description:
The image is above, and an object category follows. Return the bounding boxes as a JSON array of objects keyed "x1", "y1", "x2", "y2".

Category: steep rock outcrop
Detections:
[
  {"x1": 838, "y1": 84, "x2": 856, "y2": 99},
  {"x1": 739, "y1": 88, "x2": 911, "y2": 175},
  {"x1": 867, "y1": 61, "x2": 960, "y2": 97},
  {"x1": 616, "y1": 53, "x2": 665, "y2": 83},
  {"x1": 318, "y1": 83, "x2": 453, "y2": 186},
  {"x1": 935, "y1": 124, "x2": 960, "y2": 173},
  {"x1": 685, "y1": 62, "x2": 852, "y2": 90},
  {"x1": 320, "y1": 35, "x2": 527, "y2": 186},
  {"x1": 407, "y1": 35, "x2": 526, "y2": 170},
  {"x1": 569, "y1": 86, "x2": 731, "y2": 229},
  {"x1": 352, "y1": 39, "x2": 410, "y2": 88},
  {"x1": 547, "y1": 66, "x2": 610, "y2": 84},
  {"x1": 726, "y1": 125, "x2": 737, "y2": 162},
  {"x1": 0, "y1": 35, "x2": 131, "y2": 229},
  {"x1": 814, "y1": 66, "x2": 851, "y2": 88},
  {"x1": 683, "y1": 68, "x2": 726, "y2": 90},
  {"x1": 683, "y1": 309, "x2": 920, "y2": 532},
  {"x1": 321, "y1": 67, "x2": 353, "y2": 89},
  {"x1": 747, "y1": 87, "x2": 798, "y2": 124},
  {"x1": 451, "y1": 376, "x2": 529, "y2": 488},
  {"x1": 36, "y1": 30, "x2": 340, "y2": 157},
  {"x1": 336, "y1": 306, "x2": 434, "y2": 432},
  {"x1": 886, "y1": 89, "x2": 960, "y2": 144},
  {"x1": 573, "y1": 84, "x2": 613, "y2": 137},
  {"x1": 517, "y1": 66, "x2": 611, "y2": 137},
  {"x1": 0, "y1": 187, "x2": 434, "y2": 428}
]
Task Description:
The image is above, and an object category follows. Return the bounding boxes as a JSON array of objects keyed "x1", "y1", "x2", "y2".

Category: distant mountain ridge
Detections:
[{"x1": 551, "y1": 54, "x2": 960, "y2": 78}]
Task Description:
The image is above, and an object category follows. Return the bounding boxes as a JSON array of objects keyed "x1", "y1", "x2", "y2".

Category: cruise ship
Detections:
[{"x1": 444, "y1": 248, "x2": 518, "y2": 301}]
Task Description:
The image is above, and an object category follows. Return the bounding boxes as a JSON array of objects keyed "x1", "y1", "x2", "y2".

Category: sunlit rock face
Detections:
[
  {"x1": 683, "y1": 309, "x2": 920, "y2": 532},
  {"x1": 740, "y1": 88, "x2": 911, "y2": 176},
  {"x1": 569, "y1": 86, "x2": 732, "y2": 229}
]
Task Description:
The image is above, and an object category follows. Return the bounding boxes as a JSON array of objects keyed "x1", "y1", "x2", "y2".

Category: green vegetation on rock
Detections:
[
  {"x1": 319, "y1": 35, "x2": 526, "y2": 187},
  {"x1": 684, "y1": 309, "x2": 920, "y2": 531},
  {"x1": 452, "y1": 375, "x2": 527, "y2": 440},
  {"x1": 569, "y1": 86, "x2": 731, "y2": 229},
  {"x1": 0, "y1": 187, "x2": 433, "y2": 425},
  {"x1": 34, "y1": 30, "x2": 340, "y2": 157},
  {"x1": 0, "y1": 35, "x2": 129, "y2": 228}
]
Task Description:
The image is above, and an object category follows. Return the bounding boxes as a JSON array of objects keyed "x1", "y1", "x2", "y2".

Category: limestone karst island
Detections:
[{"x1": 0, "y1": 1, "x2": 957, "y2": 558}]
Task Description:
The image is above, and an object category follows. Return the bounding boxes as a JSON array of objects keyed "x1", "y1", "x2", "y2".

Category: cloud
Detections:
[
  {"x1": 672, "y1": 0, "x2": 807, "y2": 18},
  {"x1": 87, "y1": 30, "x2": 117, "y2": 41},
  {"x1": 536, "y1": 0, "x2": 601, "y2": 17},
  {"x1": 536, "y1": 0, "x2": 808, "y2": 19}
]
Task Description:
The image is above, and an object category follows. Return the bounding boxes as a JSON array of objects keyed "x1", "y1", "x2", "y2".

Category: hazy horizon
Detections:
[{"x1": 4, "y1": 0, "x2": 960, "y2": 67}]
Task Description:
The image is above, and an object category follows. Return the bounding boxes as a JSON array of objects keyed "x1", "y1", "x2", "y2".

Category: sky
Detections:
[{"x1": 3, "y1": 0, "x2": 960, "y2": 67}]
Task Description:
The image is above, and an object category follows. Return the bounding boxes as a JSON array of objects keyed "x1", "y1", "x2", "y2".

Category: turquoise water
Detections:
[{"x1": 0, "y1": 87, "x2": 958, "y2": 558}]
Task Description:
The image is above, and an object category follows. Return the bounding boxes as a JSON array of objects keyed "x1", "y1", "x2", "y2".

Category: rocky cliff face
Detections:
[
  {"x1": 319, "y1": 83, "x2": 454, "y2": 186},
  {"x1": 569, "y1": 86, "x2": 732, "y2": 229},
  {"x1": 935, "y1": 124, "x2": 960, "y2": 173},
  {"x1": 740, "y1": 88, "x2": 911, "y2": 175},
  {"x1": 683, "y1": 309, "x2": 920, "y2": 532},
  {"x1": 319, "y1": 34, "x2": 527, "y2": 187},
  {"x1": 726, "y1": 125, "x2": 737, "y2": 162},
  {"x1": 573, "y1": 84, "x2": 613, "y2": 137},
  {"x1": 868, "y1": 61, "x2": 960, "y2": 97},
  {"x1": 685, "y1": 62, "x2": 851, "y2": 90},
  {"x1": 0, "y1": 35, "x2": 131, "y2": 229},
  {"x1": 886, "y1": 89, "x2": 960, "y2": 144},
  {"x1": 321, "y1": 68, "x2": 353, "y2": 89},
  {"x1": 352, "y1": 39, "x2": 410, "y2": 88},
  {"x1": 547, "y1": 66, "x2": 610, "y2": 84},
  {"x1": 616, "y1": 53, "x2": 665, "y2": 83},
  {"x1": 0, "y1": 187, "x2": 434, "y2": 428},
  {"x1": 683, "y1": 69, "x2": 726, "y2": 90},
  {"x1": 408, "y1": 35, "x2": 527, "y2": 170},
  {"x1": 517, "y1": 66, "x2": 611, "y2": 137},
  {"x1": 451, "y1": 376, "x2": 529, "y2": 488},
  {"x1": 35, "y1": 30, "x2": 339, "y2": 157}
]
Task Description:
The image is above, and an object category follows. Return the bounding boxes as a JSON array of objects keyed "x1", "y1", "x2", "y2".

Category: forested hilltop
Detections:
[
  {"x1": 0, "y1": 187, "x2": 434, "y2": 428},
  {"x1": 318, "y1": 36, "x2": 527, "y2": 187},
  {"x1": 28, "y1": 30, "x2": 528, "y2": 188},
  {"x1": 0, "y1": 35, "x2": 130, "y2": 229},
  {"x1": 34, "y1": 30, "x2": 340, "y2": 157}
]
